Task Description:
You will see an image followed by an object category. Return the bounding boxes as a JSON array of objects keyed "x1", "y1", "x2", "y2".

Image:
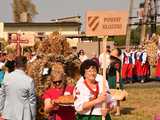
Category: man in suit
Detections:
[{"x1": 0, "y1": 56, "x2": 36, "y2": 120}]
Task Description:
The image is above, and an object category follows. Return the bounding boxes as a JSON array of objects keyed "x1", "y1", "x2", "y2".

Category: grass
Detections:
[{"x1": 111, "y1": 81, "x2": 160, "y2": 120}]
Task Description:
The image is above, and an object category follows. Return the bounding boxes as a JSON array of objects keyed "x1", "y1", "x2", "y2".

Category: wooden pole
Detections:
[
  {"x1": 0, "y1": 22, "x2": 4, "y2": 39},
  {"x1": 102, "y1": 36, "x2": 107, "y2": 79},
  {"x1": 98, "y1": 38, "x2": 101, "y2": 56},
  {"x1": 16, "y1": 33, "x2": 22, "y2": 56},
  {"x1": 140, "y1": 0, "x2": 149, "y2": 44},
  {"x1": 126, "y1": 0, "x2": 134, "y2": 47},
  {"x1": 102, "y1": 36, "x2": 108, "y2": 120}
]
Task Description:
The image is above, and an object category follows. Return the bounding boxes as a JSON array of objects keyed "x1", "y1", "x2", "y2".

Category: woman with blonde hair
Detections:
[{"x1": 42, "y1": 63, "x2": 75, "y2": 120}]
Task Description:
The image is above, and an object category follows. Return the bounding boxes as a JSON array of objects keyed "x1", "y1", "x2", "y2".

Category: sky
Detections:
[{"x1": 0, "y1": 0, "x2": 144, "y2": 23}]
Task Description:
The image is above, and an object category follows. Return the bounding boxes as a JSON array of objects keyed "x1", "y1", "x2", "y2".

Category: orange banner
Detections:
[{"x1": 86, "y1": 11, "x2": 129, "y2": 36}]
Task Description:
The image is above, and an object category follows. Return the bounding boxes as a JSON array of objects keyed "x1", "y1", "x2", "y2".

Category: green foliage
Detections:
[
  {"x1": 106, "y1": 26, "x2": 142, "y2": 46},
  {"x1": 107, "y1": 36, "x2": 126, "y2": 46},
  {"x1": 0, "y1": 38, "x2": 9, "y2": 51},
  {"x1": 156, "y1": 25, "x2": 160, "y2": 34},
  {"x1": 130, "y1": 27, "x2": 141, "y2": 45},
  {"x1": 107, "y1": 25, "x2": 158, "y2": 46}
]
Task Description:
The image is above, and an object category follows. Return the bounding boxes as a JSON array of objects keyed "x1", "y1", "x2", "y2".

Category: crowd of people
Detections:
[
  {"x1": 121, "y1": 46, "x2": 150, "y2": 83},
  {"x1": 77, "y1": 45, "x2": 160, "y2": 83},
  {"x1": 0, "y1": 44, "x2": 159, "y2": 120}
]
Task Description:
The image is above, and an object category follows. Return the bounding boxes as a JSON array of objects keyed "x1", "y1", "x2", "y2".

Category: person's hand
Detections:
[
  {"x1": 141, "y1": 63, "x2": 144, "y2": 66},
  {"x1": 0, "y1": 115, "x2": 4, "y2": 120},
  {"x1": 95, "y1": 94, "x2": 107, "y2": 104},
  {"x1": 0, "y1": 118, "x2": 4, "y2": 120},
  {"x1": 101, "y1": 108, "x2": 110, "y2": 117},
  {"x1": 54, "y1": 99, "x2": 61, "y2": 104},
  {"x1": 116, "y1": 83, "x2": 120, "y2": 89},
  {"x1": 51, "y1": 100, "x2": 59, "y2": 110}
]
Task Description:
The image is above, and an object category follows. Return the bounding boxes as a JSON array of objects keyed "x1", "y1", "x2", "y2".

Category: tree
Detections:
[
  {"x1": 12, "y1": 0, "x2": 38, "y2": 22},
  {"x1": 156, "y1": 25, "x2": 160, "y2": 34},
  {"x1": 131, "y1": 27, "x2": 141, "y2": 45}
]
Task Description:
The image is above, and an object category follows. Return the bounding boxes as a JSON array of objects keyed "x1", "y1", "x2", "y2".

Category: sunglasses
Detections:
[{"x1": 52, "y1": 80, "x2": 62, "y2": 85}]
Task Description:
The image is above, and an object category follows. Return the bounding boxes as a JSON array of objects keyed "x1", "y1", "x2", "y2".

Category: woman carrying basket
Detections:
[
  {"x1": 74, "y1": 59, "x2": 116, "y2": 120},
  {"x1": 106, "y1": 48, "x2": 124, "y2": 116}
]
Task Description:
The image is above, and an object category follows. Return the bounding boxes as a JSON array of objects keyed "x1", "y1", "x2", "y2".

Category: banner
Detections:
[
  {"x1": 86, "y1": 11, "x2": 128, "y2": 36},
  {"x1": 9, "y1": 32, "x2": 35, "y2": 47}
]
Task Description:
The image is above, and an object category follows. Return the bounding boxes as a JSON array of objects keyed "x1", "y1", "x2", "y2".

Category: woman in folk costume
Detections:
[
  {"x1": 121, "y1": 47, "x2": 134, "y2": 83},
  {"x1": 130, "y1": 47, "x2": 137, "y2": 82},
  {"x1": 42, "y1": 63, "x2": 75, "y2": 120},
  {"x1": 135, "y1": 47, "x2": 143, "y2": 82},
  {"x1": 140, "y1": 47, "x2": 150, "y2": 83},
  {"x1": 156, "y1": 51, "x2": 160, "y2": 80},
  {"x1": 106, "y1": 48, "x2": 123, "y2": 116},
  {"x1": 74, "y1": 59, "x2": 116, "y2": 120},
  {"x1": 135, "y1": 46, "x2": 150, "y2": 83}
]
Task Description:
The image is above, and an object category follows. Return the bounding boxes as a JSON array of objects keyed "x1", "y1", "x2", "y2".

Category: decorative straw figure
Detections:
[{"x1": 25, "y1": 32, "x2": 80, "y2": 119}]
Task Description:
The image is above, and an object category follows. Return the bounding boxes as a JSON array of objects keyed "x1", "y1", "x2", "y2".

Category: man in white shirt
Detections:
[{"x1": 99, "y1": 45, "x2": 111, "y2": 74}]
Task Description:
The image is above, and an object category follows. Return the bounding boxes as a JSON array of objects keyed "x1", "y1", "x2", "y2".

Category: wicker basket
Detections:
[{"x1": 110, "y1": 89, "x2": 128, "y2": 101}]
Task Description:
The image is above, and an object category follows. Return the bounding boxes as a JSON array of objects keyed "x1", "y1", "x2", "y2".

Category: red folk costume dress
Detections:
[
  {"x1": 142, "y1": 51, "x2": 150, "y2": 80},
  {"x1": 42, "y1": 85, "x2": 75, "y2": 120},
  {"x1": 131, "y1": 51, "x2": 137, "y2": 80},
  {"x1": 156, "y1": 52, "x2": 160, "y2": 80},
  {"x1": 140, "y1": 51, "x2": 150, "y2": 80},
  {"x1": 135, "y1": 51, "x2": 143, "y2": 81},
  {"x1": 122, "y1": 51, "x2": 133, "y2": 82},
  {"x1": 135, "y1": 50, "x2": 150, "y2": 81}
]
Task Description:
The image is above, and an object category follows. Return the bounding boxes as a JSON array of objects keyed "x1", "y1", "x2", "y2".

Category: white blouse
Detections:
[{"x1": 74, "y1": 74, "x2": 116, "y2": 115}]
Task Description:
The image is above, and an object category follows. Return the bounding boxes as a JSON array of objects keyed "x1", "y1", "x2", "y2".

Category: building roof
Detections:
[
  {"x1": 51, "y1": 16, "x2": 81, "y2": 23},
  {"x1": 4, "y1": 21, "x2": 81, "y2": 27}
]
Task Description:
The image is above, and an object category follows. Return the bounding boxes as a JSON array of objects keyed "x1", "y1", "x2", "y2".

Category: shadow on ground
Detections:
[{"x1": 121, "y1": 107, "x2": 135, "y2": 115}]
